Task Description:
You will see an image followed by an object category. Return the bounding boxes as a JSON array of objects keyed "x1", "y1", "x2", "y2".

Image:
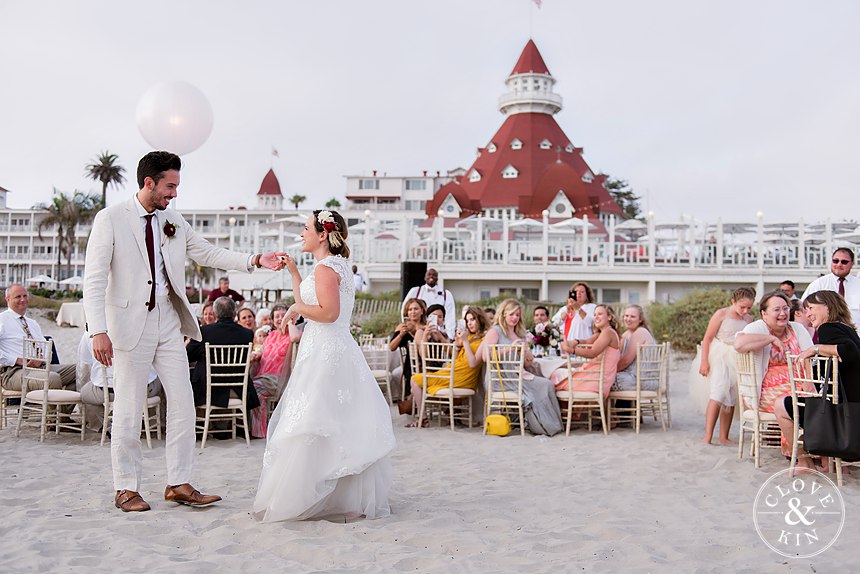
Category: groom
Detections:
[{"x1": 84, "y1": 151, "x2": 286, "y2": 512}]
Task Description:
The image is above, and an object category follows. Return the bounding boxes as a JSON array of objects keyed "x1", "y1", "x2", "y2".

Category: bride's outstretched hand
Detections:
[
  {"x1": 284, "y1": 303, "x2": 300, "y2": 325},
  {"x1": 259, "y1": 252, "x2": 288, "y2": 271},
  {"x1": 282, "y1": 254, "x2": 300, "y2": 277}
]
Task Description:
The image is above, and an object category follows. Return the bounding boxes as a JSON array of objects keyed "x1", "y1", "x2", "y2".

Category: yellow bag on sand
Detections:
[{"x1": 485, "y1": 414, "x2": 511, "y2": 436}]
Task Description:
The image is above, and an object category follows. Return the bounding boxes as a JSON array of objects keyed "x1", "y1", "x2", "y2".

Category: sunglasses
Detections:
[{"x1": 832, "y1": 259, "x2": 852, "y2": 265}]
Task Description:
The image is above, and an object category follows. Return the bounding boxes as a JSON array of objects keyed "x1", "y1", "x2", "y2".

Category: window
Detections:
[
  {"x1": 468, "y1": 169, "x2": 481, "y2": 183},
  {"x1": 405, "y1": 200, "x2": 426, "y2": 211},
  {"x1": 539, "y1": 139, "x2": 552, "y2": 150},
  {"x1": 479, "y1": 289, "x2": 491, "y2": 300},
  {"x1": 378, "y1": 198, "x2": 397, "y2": 204},
  {"x1": 445, "y1": 204, "x2": 455, "y2": 213},
  {"x1": 554, "y1": 203, "x2": 566, "y2": 214},
  {"x1": 522, "y1": 288, "x2": 539, "y2": 301},
  {"x1": 487, "y1": 142, "x2": 497, "y2": 153},
  {"x1": 581, "y1": 171, "x2": 594, "y2": 183},
  {"x1": 405, "y1": 179, "x2": 426, "y2": 191},
  {"x1": 565, "y1": 144, "x2": 574, "y2": 153},
  {"x1": 359, "y1": 179, "x2": 380, "y2": 190},
  {"x1": 628, "y1": 291, "x2": 641, "y2": 304},
  {"x1": 601, "y1": 288, "x2": 621, "y2": 304},
  {"x1": 501, "y1": 164, "x2": 519, "y2": 179},
  {"x1": 511, "y1": 138, "x2": 523, "y2": 150}
]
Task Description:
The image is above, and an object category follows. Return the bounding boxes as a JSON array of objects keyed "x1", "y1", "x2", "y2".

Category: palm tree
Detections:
[
  {"x1": 61, "y1": 191, "x2": 100, "y2": 278},
  {"x1": 288, "y1": 194, "x2": 306, "y2": 209},
  {"x1": 325, "y1": 197, "x2": 342, "y2": 209},
  {"x1": 86, "y1": 151, "x2": 126, "y2": 209},
  {"x1": 37, "y1": 189, "x2": 69, "y2": 278}
]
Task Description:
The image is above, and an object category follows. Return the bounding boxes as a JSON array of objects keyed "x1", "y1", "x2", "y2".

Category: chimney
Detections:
[
  {"x1": 436, "y1": 170, "x2": 440, "y2": 177},
  {"x1": 423, "y1": 170, "x2": 427, "y2": 176},
  {"x1": 373, "y1": 170, "x2": 377, "y2": 176}
]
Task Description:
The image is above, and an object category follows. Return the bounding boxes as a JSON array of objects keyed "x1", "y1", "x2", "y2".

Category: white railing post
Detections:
[
  {"x1": 476, "y1": 215, "x2": 483, "y2": 264},
  {"x1": 756, "y1": 211, "x2": 764, "y2": 271},
  {"x1": 363, "y1": 210, "x2": 372, "y2": 264},
  {"x1": 502, "y1": 212, "x2": 509, "y2": 265},
  {"x1": 435, "y1": 210, "x2": 444, "y2": 264},
  {"x1": 582, "y1": 214, "x2": 589, "y2": 267},
  {"x1": 716, "y1": 218, "x2": 724, "y2": 270},
  {"x1": 648, "y1": 212, "x2": 656, "y2": 268},
  {"x1": 825, "y1": 218, "x2": 833, "y2": 269},
  {"x1": 542, "y1": 209, "x2": 549, "y2": 267},
  {"x1": 608, "y1": 214, "x2": 616, "y2": 268},
  {"x1": 400, "y1": 215, "x2": 408, "y2": 261},
  {"x1": 798, "y1": 218, "x2": 806, "y2": 270}
]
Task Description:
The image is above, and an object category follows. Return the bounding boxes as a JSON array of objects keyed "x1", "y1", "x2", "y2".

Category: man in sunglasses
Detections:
[{"x1": 801, "y1": 247, "x2": 860, "y2": 326}]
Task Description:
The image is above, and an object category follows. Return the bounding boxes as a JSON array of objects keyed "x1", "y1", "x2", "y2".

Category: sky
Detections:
[{"x1": 1, "y1": 0, "x2": 858, "y2": 223}]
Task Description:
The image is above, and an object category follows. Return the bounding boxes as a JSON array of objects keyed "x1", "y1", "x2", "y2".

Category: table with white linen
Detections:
[
  {"x1": 56, "y1": 302, "x2": 86, "y2": 327},
  {"x1": 532, "y1": 356, "x2": 569, "y2": 378}
]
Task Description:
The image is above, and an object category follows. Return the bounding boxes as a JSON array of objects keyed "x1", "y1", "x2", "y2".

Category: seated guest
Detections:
[
  {"x1": 734, "y1": 291, "x2": 813, "y2": 453},
  {"x1": 552, "y1": 282, "x2": 597, "y2": 342},
  {"x1": 200, "y1": 302, "x2": 217, "y2": 326},
  {"x1": 399, "y1": 306, "x2": 488, "y2": 426},
  {"x1": 389, "y1": 298, "x2": 427, "y2": 398},
  {"x1": 484, "y1": 299, "x2": 563, "y2": 436},
  {"x1": 77, "y1": 331, "x2": 161, "y2": 431},
  {"x1": 553, "y1": 304, "x2": 621, "y2": 397},
  {"x1": 780, "y1": 280, "x2": 799, "y2": 301},
  {"x1": 415, "y1": 303, "x2": 450, "y2": 351},
  {"x1": 237, "y1": 307, "x2": 256, "y2": 332},
  {"x1": 613, "y1": 304, "x2": 658, "y2": 391},
  {"x1": 207, "y1": 276, "x2": 245, "y2": 304},
  {"x1": 0, "y1": 284, "x2": 76, "y2": 393},
  {"x1": 248, "y1": 303, "x2": 301, "y2": 438},
  {"x1": 775, "y1": 291, "x2": 860, "y2": 471},
  {"x1": 484, "y1": 307, "x2": 496, "y2": 324},
  {"x1": 187, "y1": 296, "x2": 260, "y2": 418},
  {"x1": 256, "y1": 308, "x2": 273, "y2": 330},
  {"x1": 532, "y1": 305, "x2": 550, "y2": 329}
]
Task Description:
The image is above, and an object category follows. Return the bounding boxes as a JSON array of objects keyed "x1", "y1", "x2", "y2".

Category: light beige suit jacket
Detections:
[{"x1": 83, "y1": 197, "x2": 251, "y2": 351}]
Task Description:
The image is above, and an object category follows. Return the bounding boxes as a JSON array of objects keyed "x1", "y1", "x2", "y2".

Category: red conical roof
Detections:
[
  {"x1": 257, "y1": 169, "x2": 282, "y2": 196},
  {"x1": 511, "y1": 39, "x2": 550, "y2": 76}
]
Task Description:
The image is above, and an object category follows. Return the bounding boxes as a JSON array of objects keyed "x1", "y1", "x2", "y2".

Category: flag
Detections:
[{"x1": 271, "y1": 146, "x2": 279, "y2": 158}]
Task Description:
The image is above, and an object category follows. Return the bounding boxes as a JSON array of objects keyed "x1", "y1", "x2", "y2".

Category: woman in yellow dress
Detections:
[{"x1": 398, "y1": 306, "x2": 490, "y2": 426}]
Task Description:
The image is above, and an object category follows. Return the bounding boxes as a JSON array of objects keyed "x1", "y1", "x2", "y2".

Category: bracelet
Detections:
[{"x1": 252, "y1": 254, "x2": 263, "y2": 268}]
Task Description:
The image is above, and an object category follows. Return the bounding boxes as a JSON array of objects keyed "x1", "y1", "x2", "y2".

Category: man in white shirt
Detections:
[
  {"x1": 0, "y1": 284, "x2": 76, "y2": 392},
  {"x1": 402, "y1": 268, "x2": 456, "y2": 336},
  {"x1": 801, "y1": 247, "x2": 860, "y2": 325},
  {"x1": 352, "y1": 265, "x2": 368, "y2": 293}
]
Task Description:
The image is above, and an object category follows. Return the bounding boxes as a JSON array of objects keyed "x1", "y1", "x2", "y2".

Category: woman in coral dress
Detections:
[{"x1": 552, "y1": 304, "x2": 621, "y2": 396}]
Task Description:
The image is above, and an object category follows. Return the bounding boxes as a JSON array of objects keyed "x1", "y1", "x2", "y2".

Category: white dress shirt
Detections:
[
  {"x1": 403, "y1": 284, "x2": 456, "y2": 336},
  {"x1": 801, "y1": 273, "x2": 860, "y2": 326},
  {"x1": 134, "y1": 195, "x2": 170, "y2": 297},
  {"x1": 0, "y1": 309, "x2": 46, "y2": 366},
  {"x1": 552, "y1": 303, "x2": 597, "y2": 341},
  {"x1": 77, "y1": 332, "x2": 157, "y2": 388}
]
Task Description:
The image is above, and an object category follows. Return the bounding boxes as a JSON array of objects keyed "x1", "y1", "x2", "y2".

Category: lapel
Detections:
[
  {"x1": 125, "y1": 198, "x2": 150, "y2": 269},
  {"x1": 156, "y1": 209, "x2": 179, "y2": 287}
]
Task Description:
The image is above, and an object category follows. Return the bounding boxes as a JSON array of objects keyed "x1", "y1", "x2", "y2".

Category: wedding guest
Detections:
[
  {"x1": 389, "y1": 298, "x2": 427, "y2": 399},
  {"x1": 532, "y1": 305, "x2": 550, "y2": 329},
  {"x1": 483, "y1": 299, "x2": 563, "y2": 436},
  {"x1": 613, "y1": 305, "x2": 658, "y2": 391},
  {"x1": 552, "y1": 282, "x2": 597, "y2": 342},
  {"x1": 352, "y1": 265, "x2": 368, "y2": 293},
  {"x1": 775, "y1": 290, "x2": 860, "y2": 471},
  {"x1": 207, "y1": 276, "x2": 245, "y2": 304},
  {"x1": 256, "y1": 308, "x2": 273, "y2": 330},
  {"x1": 734, "y1": 291, "x2": 813, "y2": 453},
  {"x1": 0, "y1": 284, "x2": 76, "y2": 393},
  {"x1": 484, "y1": 307, "x2": 496, "y2": 324},
  {"x1": 248, "y1": 303, "x2": 301, "y2": 438},
  {"x1": 698, "y1": 287, "x2": 756, "y2": 445},
  {"x1": 415, "y1": 303, "x2": 450, "y2": 352},
  {"x1": 402, "y1": 268, "x2": 456, "y2": 336},
  {"x1": 399, "y1": 306, "x2": 488, "y2": 426},
  {"x1": 779, "y1": 280, "x2": 798, "y2": 301},
  {"x1": 237, "y1": 307, "x2": 256, "y2": 332},
  {"x1": 200, "y1": 302, "x2": 216, "y2": 326},
  {"x1": 802, "y1": 247, "x2": 860, "y2": 325},
  {"x1": 553, "y1": 304, "x2": 620, "y2": 397}
]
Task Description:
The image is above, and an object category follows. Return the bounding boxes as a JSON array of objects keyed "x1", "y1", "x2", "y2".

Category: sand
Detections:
[{"x1": 0, "y1": 315, "x2": 857, "y2": 573}]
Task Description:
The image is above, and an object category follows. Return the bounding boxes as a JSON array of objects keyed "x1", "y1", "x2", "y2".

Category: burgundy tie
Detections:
[
  {"x1": 145, "y1": 214, "x2": 156, "y2": 311},
  {"x1": 838, "y1": 277, "x2": 845, "y2": 297}
]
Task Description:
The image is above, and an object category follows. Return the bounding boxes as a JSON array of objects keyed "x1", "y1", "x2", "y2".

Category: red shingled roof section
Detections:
[
  {"x1": 425, "y1": 181, "x2": 480, "y2": 216},
  {"x1": 511, "y1": 39, "x2": 550, "y2": 76},
  {"x1": 257, "y1": 168, "x2": 282, "y2": 196}
]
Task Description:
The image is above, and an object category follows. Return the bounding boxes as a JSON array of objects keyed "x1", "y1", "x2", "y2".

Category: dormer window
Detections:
[
  {"x1": 501, "y1": 164, "x2": 519, "y2": 179},
  {"x1": 511, "y1": 138, "x2": 523, "y2": 150},
  {"x1": 487, "y1": 142, "x2": 497, "y2": 153},
  {"x1": 539, "y1": 138, "x2": 552, "y2": 150},
  {"x1": 468, "y1": 169, "x2": 482, "y2": 183},
  {"x1": 581, "y1": 170, "x2": 594, "y2": 183},
  {"x1": 565, "y1": 143, "x2": 574, "y2": 153}
]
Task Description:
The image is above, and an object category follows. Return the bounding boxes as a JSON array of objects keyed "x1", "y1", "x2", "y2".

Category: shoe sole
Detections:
[{"x1": 165, "y1": 498, "x2": 222, "y2": 507}]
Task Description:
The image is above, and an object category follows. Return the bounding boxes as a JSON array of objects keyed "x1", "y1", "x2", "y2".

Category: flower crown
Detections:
[{"x1": 317, "y1": 210, "x2": 342, "y2": 247}]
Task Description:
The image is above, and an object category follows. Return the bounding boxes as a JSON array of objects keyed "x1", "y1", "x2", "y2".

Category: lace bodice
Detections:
[{"x1": 300, "y1": 255, "x2": 354, "y2": 328}]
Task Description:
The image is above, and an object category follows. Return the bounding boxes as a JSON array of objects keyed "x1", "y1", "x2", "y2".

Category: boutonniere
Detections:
[{"x1": 163, "y1": 221, "x2": 176, "y2": 238}]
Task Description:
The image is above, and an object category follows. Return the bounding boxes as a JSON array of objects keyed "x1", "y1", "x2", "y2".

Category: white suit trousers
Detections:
[{"x1": 111, "y1": 295, "x2": 194, "y2": 491}]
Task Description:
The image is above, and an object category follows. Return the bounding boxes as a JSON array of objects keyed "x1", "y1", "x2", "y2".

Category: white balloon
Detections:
[{"x1": 136, "y1": 81, "x2": 214, "y2": 155}]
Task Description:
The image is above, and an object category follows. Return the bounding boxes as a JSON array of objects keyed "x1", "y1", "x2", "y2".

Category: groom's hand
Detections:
[
  {"x1": 259, "y1": 252, "x2": 287, "y2": 271},
  {"x1": 92, "y1": 333, "x2": 114, "y2": 367}
]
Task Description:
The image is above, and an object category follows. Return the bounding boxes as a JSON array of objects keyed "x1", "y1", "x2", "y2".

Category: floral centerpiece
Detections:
[
  {"x1": 350, "y1": 323, "x2": 363, "y2": 342},
  {"x1": 529, "y1": 322, "x2": 561, "y2": 356}
]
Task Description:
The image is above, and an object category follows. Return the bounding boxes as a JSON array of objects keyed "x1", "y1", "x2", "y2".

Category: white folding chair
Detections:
[
  {"x1": 0, "y1": 379, "x2": 21, "y2": 429},
  {"x1": 363, "y1": 347, "x2": 392, "y2": 404},
  {"x1": 196, "y1": 343, "x2": 253, "y2": 448},
  {"x1": 555, "y1": 346, "x2": 608, "y2": 436},
  {"x1": 484, "y1": 344, "x2": 526, "y2": 436},
  {"x1": 99, "y1": 369, "x2": 162, "y2": 448},
  {"x1": 15, "y1": 338, "x2": 85, "y2": 442},
  {"x1": 406, "y1": 340, "x2": 422, "y2": 414},
  {"x1": 418, "y1": 341, "x2": 474, "y2": 430},
  {"x1": 736, "y1": 351, "x2": 781, "y2": 467},
  {"x1": 609, "y1": 343, "x2": 668, "y2": 433}
]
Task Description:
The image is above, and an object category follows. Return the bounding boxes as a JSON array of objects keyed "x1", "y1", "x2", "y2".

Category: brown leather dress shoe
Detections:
[
  {"x1": 115, "y1": 490, "x2": 151, "y2": 512},
  {"x1": 164, "y1": 483, "x2": 222, "y2": 506}
]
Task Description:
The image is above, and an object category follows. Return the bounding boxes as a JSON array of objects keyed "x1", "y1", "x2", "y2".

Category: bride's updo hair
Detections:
[{"x1": 313, "y1": 209, "x2": 350, "y2": 259}]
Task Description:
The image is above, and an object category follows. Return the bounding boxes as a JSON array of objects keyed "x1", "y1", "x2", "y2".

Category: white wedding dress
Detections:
[{"x1": 253, "y1": 255, "x2": 396, "y2": 522}]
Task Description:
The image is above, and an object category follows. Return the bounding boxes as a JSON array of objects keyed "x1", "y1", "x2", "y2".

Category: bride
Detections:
[{"x1": 253, "y1": 210, "x2": 396, "y2": 522}]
